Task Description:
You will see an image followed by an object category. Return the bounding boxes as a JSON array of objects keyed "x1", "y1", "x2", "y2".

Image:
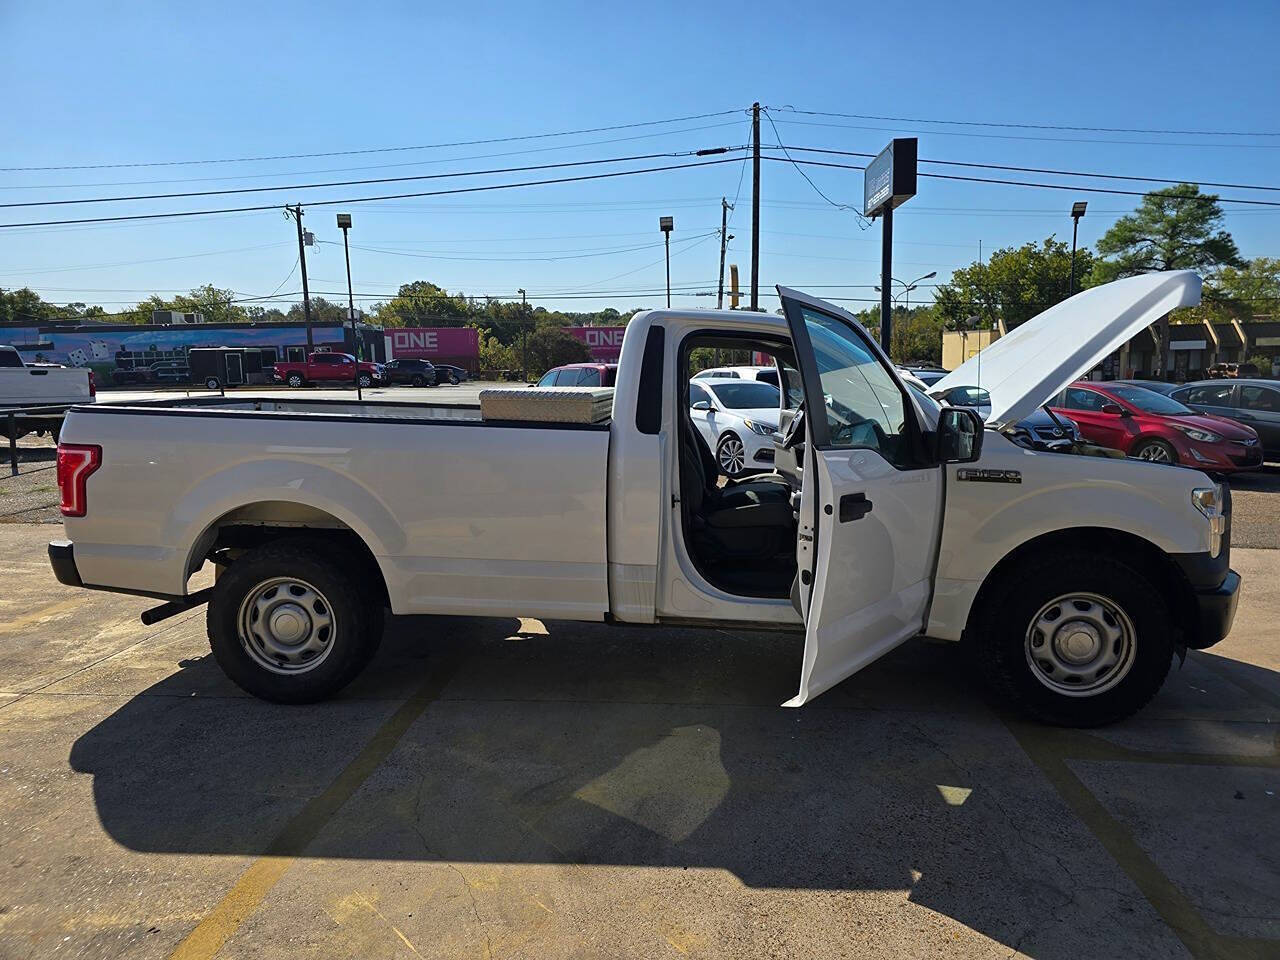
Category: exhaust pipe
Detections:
[{"x1": 140, "y1": 587, "x2": 214, "y2": 626}]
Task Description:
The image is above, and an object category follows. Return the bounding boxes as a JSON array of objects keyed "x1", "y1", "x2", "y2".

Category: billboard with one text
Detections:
[
  {"x1": 386, "y1": 327, "x2": 480, "y2": 361},
  {"x1": 567, "y1": 326, "x2": 627, "y2": 361}
]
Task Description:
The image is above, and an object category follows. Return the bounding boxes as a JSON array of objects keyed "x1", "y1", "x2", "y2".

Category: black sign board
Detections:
[{"x1": 863, "y1": 138, "x2": 918, "y2": 218}]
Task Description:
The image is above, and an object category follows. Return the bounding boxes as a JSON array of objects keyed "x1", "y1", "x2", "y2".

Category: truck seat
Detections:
[
  {"x1": 681, "y1": 425, "x2": 795, "y2": 562},
  {"x1": 686, "y1": 425, "x2": 792, "y2": 506}
]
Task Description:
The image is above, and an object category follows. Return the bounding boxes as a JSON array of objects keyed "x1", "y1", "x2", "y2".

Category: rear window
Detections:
[
  {"x1": 1180, "y1": 384, "x2": 1233, "y2": 406},
  {"x1": 1107, "y1": 385, "x2": 1192, "y2": 415},
  {"x1": 0, "y1": 348, "x2": 24, "y2": 368},
  {"x1": 704, "y1": 380, "x2": 780, "y2": 409}
]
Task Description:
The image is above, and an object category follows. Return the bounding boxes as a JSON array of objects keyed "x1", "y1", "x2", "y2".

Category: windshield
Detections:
[
  {"x1": 705, "y1": 380, "x2": 780, "y2": 410},
  {"x1": 1107, "y1": 385, "x2": 1193, "y2": 415}
]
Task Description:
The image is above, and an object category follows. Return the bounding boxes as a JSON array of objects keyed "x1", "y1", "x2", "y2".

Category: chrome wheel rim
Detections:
[
  {"x1": 237, "y1": 577, "x2": 336, "y2": 675},
  {"x1": 1137, "y1": 443, "x2": 1172, "y2": 463},
  {"x1": 1024, "y1": 592, "x2": 1136, "y2": 697},
  {"x1": 719, "y1": 437, "x2": 745, "y2": 475}
]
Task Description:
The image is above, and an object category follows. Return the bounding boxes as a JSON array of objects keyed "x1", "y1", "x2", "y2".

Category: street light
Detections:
[
  {"x1": 875, "y1": 270, "x2": 937, "y2": 313},
  {"x1": 1070, "y1": 201, "x2": 1087, "y2": 295},
  {"x1": 335, "y1": 213, "x2": 361, "y2": 401},
  {"x1": 660, "y1": 216, "x2": 674, "y2": 307}
]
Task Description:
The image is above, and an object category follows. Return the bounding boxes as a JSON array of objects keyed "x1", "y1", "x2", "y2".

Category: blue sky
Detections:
[{"x1": 2, "y1": 0, "x2": 1278, "y2": 318}]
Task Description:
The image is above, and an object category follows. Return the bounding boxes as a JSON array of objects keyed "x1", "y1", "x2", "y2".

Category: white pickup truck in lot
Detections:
[
  {"x1": 48, "y1": 272, "x2": 1238, "y2": 726},
  {"x1": 1, "y1": 344, "x2": 95, "y2": 440}
]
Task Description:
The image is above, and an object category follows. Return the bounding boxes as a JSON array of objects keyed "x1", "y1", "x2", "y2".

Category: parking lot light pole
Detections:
[
  {"x1": 660, "y1": 216, "x2": 674, "y2": 307},
  {"x1": 1070, "y1": 201, "x2": 1087, "y2": 295},
  {"x1": 336, "y1": 213, "x2": 361, "y2": 401},
  {"x1": 518, "y1": 288, "x2": 528, "y2": 382}
]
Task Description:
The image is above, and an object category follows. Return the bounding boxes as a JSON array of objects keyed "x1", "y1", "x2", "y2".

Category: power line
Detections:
[
  {"x1": 0, "y1": 110, "x2": 747, "y2": 172},
  {"x1": 0, "y1": 155, "x2": 745, "y2": 229},
  {"x1": 771, "y1": 107, "x2": 1280, "y2": 138},
  {"x1": 757, "y1": 155, "x2": 1280, "y2": 207},
  {"x1": 760, "y1": 110, "x2": 869, "y2": 226},
  {"x1": 770, "y1": 145, "x2": 1280, "y2": 193},
  {"x1": 0, "y1": 147, "x2": 743, "y2": 210}
]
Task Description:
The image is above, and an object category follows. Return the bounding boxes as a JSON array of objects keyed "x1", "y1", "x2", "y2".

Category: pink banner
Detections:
[
  {"x1": 567, "y1": 326, "x2": 627, "y2": 361},
  {"x1": 388, "y1": 327, "x2": 480, "y2": 359}
]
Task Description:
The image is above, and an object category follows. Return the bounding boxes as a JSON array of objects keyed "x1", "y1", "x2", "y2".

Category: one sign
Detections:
[
  {"x1": 387, "y1": 327, "x2": 480, "y2": 359},
  {"x1": 659, "y1": 216, "x2": 674, "y2": 232},
  {"x1": 336, "y1": 213, "x2": 352, "y2": 228},
  {"x1": 1256, "y1": 336, "x2": 1280, "y2": 347},
  {"x1": 863, "y1": 138, "x2": 918, "y2": 218},
  {"x1": 1170, "y1": 340, "x2": 1207, "y2": 350},
  {"x1": 567, "y1": 326, "x2": 627, "y2": 361}
]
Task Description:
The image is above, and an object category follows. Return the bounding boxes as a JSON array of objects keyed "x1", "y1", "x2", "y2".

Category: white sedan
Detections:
[{"x1": 689, "y1": 377, "x2": 782, "y2": 476}]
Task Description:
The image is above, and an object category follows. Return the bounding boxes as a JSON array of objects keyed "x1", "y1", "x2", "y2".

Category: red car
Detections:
[
  {"x1": 534, "y1": 362, "x2": 618, "y2": 387},
  {"x1": 1050, "y1": 381, "x2": 1263, "y2": 473}
]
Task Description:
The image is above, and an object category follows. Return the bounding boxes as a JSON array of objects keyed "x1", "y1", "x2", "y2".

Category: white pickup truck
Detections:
[
  {"x1": 48, "y1": 273, "x2": 1238, "y2": 726},
  {"x1": 1, "y1": 345, "x2": 96, "y2": 440}
]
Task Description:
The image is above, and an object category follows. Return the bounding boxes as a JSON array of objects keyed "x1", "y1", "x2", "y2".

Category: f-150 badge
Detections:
[{"x1": 957, "y1": 468, "x2": 1022, "y2": 484}]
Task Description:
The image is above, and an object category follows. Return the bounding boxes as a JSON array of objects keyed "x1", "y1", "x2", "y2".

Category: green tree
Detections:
[
  {"x1": 933, "y1": 237, "x2": 1091, "y2": 332},
  {"x1": 522, "y1": 325, "x2": 590, "y2": 376},
  {"x1": 1091, "y1": 183, "x2": 1243, "y2": 283},
  {"x1": 0, "y1": 287, "x2": 65, "y2": 324}
]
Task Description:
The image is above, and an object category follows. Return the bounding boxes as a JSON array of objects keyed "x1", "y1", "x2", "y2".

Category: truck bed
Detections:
[{"x1": 58, "y1": 394, "x2": 612, "y2": 620}]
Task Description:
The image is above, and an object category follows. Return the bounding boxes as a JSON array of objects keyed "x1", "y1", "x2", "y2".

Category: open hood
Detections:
[{"x1": 931, "y1": 271, "x2": 1202, "y2": 428}]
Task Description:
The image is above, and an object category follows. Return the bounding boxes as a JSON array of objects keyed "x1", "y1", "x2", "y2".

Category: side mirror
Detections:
[
  {"x1": 937, "y1": 408, "x2": 984, "y2": 463},
  {"x1": 1100, "y1": 403, "x2": 1127, "y2": 416},
  {"x1": 691, "y1": 400, "x2": 712, "y2": 411}
]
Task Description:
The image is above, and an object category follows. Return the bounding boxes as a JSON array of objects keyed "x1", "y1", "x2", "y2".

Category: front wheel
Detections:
[
  {"x1": 286, "y1": 374, "x2": 304, "y2": 388},
  {"x1": 205, "y1": 377, "x2": 221, "y2": 390},
  {"x1": 448, "y1": 373, "x2": 459, "y2": 385},
  {"x1": 971, "y1": 552, "x2": 1174, "y2": 726},
  {"x1": 1132, "y1": 438, "x2": 1178, "y2": 464},
  {"x1": 716, "y1": 432, "x2": 747, "y2": 477},
  {"x1": 206, "y1": 541, "x2": 379, "y2": 703},
  {"x1": 410, "y1": 374, "x2": 426, "y2": 387},
  {"x1": 357, "y1": 373, "x2": 373, "y2": 388}
]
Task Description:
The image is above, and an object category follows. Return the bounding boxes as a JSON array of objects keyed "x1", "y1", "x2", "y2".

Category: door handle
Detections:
[{"x1": 838, "y1": 492, "x2": 873, "y2": 522}]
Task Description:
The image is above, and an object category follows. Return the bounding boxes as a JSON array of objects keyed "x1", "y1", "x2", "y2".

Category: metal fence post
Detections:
[{"x1": 8, "y1": 413, "x2": 17, "y2": 477}]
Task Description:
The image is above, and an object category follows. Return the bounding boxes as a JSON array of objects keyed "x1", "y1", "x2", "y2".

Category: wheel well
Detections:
[
  {"x1": 964, "y1": 527, "x2": 1197, "y2": 646},
  {"x1": 188, "y1": 502, "x2": 389, "y2": 606}
]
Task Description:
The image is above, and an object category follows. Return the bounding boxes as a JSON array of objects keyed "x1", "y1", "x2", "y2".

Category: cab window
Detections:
[
  {"x1": 1181, "y1": 384, "x2": 1233, "y2": 405},
  {"x1": 1241, "y1": 385, "x2": 1280, "y2": 412},
  {"x1": 1058, "y1": 387, "x2": 1107, "y2": 412},
  {"x1": 577, "y1": 368, "x2": 601, "y2": 387},
  {"x1": 796, "y1": 306, "x2": 913, "y2": 465},
  {"x1": 537, "y1": 369, "x2": 558, "y2": 387}
]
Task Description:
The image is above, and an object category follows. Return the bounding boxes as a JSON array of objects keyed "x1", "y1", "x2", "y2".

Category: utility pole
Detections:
[
  {"x1": 717, "y1": 197, "x2": 733, "y2": 309},
  {"x1": 750, "y1": 102, "x2": 761, "y2": 312},
  {"x1": 518, "y1": 288, "x2": 528, "y2": 382},
  {"x1": 289, "y1": 205, "x2": 315, "y2": 352}
]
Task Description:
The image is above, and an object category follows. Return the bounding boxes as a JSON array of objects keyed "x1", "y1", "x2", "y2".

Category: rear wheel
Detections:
[
  {"x1": 1133, "y1": 438, "x2": 1177, "y2": 464},
  {"x1": 717, "y1": 432, "x2": 747, "y2": 477},
  {"x1": 204, "y1": 377, "x2": 221, "y2": 390},
  {"x1": 971, "y1": 552, "x2": 1174, "y2": 726},
  {"x1": 357, "y1": 373, "x2": 373, "y2": 388},
  {"x1": 286, "y1": 373, "x2": 304, "y2": 388},
  {"x1": 448, "y1": 372, "x2": 459, "y2": 385},
  {"x1": 411, "y1": 374, "x2": 426, "y2": 387},
  {"x1": 207, "y1": 540, "x2": 381, "y2": 703}
]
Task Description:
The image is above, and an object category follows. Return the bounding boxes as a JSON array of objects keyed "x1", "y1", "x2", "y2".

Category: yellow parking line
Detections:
[{"x1": 169, "y1": 658, "x2": 459, "y2": 960}]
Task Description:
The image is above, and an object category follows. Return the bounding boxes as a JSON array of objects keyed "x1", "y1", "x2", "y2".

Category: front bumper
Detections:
[{"x1": 1188, "y1": 569, "x2": 1241, "y2": 650}]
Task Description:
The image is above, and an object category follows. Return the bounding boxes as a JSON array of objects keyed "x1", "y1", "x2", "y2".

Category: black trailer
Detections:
[{"x1": 189, "y1": 347, "x2": 252, "y2": 390}]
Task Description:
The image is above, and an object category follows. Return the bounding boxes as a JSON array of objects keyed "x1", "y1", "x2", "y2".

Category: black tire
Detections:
[
  {"x1": 449, "y1": 373, "x2": 459, "y2": 385},
  {"x1": 205, "y1": 377, "x2": 221, "y2": 390},
  {"x1": 357, "y1": 373, "x2": 373, "y2": 388},
  {"x1": 411, "y1": 374, "x2": 426, "y2": 387},
  {"x1": 716, "y1": 432, "x2": 747, "y2": 478},
  {"x1": 971, "y1": 552, "x2": 1174, "y2": 726},
  {"x1": 286, "y1": 374, "x2": 304, "y2": 388},
  {"x1": 1132, "y1": 438, "x2": 1178, "y2": 465},
  {"x1": 206, "y1": 540, "x2": 379, "y2": 703}
]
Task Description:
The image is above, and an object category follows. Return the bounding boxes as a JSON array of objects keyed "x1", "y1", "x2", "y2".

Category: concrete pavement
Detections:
[{"x1": 0, "y1": 525, "x2": 1277, "y2": 959}]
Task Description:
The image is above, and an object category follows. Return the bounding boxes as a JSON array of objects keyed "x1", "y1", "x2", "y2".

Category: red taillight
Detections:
[
  {"x1": 57, "y1": 444, "x2": 101, "y2": 517},
  {"x1": 88, "y1": 371, "x2": 96, "y2": 397}
]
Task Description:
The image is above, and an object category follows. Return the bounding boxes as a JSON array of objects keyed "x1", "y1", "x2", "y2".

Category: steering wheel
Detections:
[{"x1": 780, "y1": 403, "x2": 806, "y2": 449}]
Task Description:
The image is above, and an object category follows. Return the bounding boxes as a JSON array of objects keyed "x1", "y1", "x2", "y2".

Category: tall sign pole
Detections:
[
  {"x1": 750, "y1": 103, "x2": 761, "y2": 312},
  {"x1": 863, "y1": 139, "x2": 917, "y2": 356},
  {"x1": 336, "y1": 213, "x2": 360, "y2": 401}
]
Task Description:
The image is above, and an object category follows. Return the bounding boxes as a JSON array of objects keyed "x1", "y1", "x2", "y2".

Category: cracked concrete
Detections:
[{"x1": 0, "y1": 524, "x2": 1277, "y2": 959}]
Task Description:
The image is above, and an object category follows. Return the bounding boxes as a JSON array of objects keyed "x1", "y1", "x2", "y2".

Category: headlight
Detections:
[
  {"x1": 1192, "y1": 485, "x2": 1227, "y2": 557},
  {"x1": 742, "y1": 418, "x2": 777, "y2": 436},
  {"x1": 1173, "y1": 424, "x2": 1222, "y2": 444}
]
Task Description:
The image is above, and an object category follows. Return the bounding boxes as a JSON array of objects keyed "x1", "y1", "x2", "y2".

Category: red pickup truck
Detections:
[{"x1": 272, "y1": 352, "x2": 384, "y2": 388}]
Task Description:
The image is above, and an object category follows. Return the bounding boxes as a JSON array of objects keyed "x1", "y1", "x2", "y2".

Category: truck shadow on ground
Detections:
[{"x1": 68, "y1": 615, "x2": 1280, "y2": 958}]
